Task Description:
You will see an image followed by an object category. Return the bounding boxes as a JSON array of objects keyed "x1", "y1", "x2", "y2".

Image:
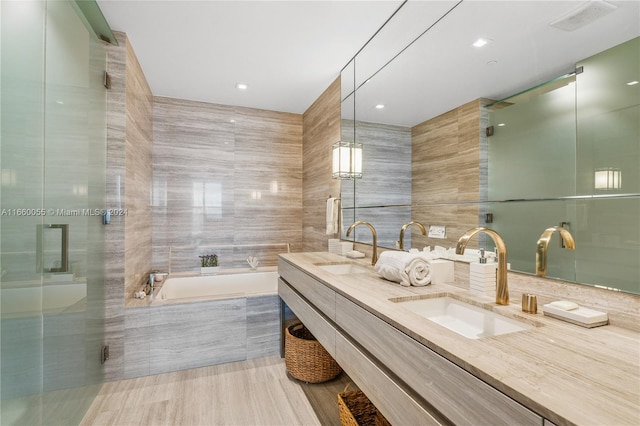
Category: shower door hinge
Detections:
[
  {"x1": 103, "y1": 71, "x2": 111, "y2": 89},
  {"x1": 575, "y1": 66, "x2": 584, "y2": 75},
  {"x1": 486, "y1": 125, "x2": 494, "y2": 137},
  {"x1": 101, "y1": 345, "x2": 110, "y2": 364}
]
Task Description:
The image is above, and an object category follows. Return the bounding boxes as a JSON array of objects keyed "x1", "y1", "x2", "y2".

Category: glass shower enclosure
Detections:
[{"x1": 1, "y1": 1, "x2": 111, "y2": 424}]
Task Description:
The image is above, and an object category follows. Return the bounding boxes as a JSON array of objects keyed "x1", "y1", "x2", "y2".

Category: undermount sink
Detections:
[
  {"x1": 393, "y1": 296, "x2": 533, "y2": 339},
  {"x1": 316, "y1": 263, "x2": 369, "y2": 275}
]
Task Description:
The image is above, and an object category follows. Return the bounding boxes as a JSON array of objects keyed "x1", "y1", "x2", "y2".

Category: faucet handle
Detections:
[{"x1": 479, "y1": 248, "x2": 486, "y2": 263}]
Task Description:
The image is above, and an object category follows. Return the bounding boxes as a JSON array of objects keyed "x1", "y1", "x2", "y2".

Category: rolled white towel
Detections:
[
  {"x1": 406, "y1": 257, "x2": 432, "y2": 286},
  {"x1": 374, "y1": 251, "x2": 412, "y2": 286}
]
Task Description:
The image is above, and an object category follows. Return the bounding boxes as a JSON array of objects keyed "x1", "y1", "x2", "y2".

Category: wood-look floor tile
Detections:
[{"x1": 81, "y1": 356, "x2": 321, "y2": 426}]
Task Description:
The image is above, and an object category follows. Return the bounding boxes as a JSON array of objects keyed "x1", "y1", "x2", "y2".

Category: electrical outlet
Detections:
[{"x1": 428, "y1": 225, "x2": 446, "y2": 239}]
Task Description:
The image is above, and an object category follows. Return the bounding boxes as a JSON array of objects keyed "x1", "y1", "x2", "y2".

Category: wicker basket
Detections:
[
  {"x1": 284, "y1": 323, "x2": 341, "y2": 383},
  {"x1": 338, "y1": 383, "x2": 391, "y2": 426}
]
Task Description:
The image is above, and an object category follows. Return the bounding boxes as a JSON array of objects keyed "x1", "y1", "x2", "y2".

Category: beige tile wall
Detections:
[
  {"x1": 411, "y1": 99, "x2": 485, "y2": 249},
  {"x1": 151, "y1": 97, "x2": 303, "y2": 272},
  {"x1": 302, "y1": 77, "x2": 341, "y2": 252},
  {"x1": 124, "y1": 40, "x2": 153, "y2": 297}
]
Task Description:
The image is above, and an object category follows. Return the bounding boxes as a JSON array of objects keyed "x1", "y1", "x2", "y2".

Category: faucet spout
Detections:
[
  {"x1": 456, "y1": 227, "x2": 509, "y2": 305},
  {"x1": 346, "y1": 221, "x2": 378, "y2": 265},
  {"x1": 148, "y1": 271, "x2": 169, "y2": 292},
  {"x1": 536, "y1": 226, "x2": 576, "y2": 277},
  {"x1": 398, "y1": 221, "x2": 427, "y2": 251}
]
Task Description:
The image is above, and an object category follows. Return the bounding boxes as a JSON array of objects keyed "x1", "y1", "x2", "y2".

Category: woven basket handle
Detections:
[{"x1": 343, "y1": 382, "x2": 353, "y2": 393}]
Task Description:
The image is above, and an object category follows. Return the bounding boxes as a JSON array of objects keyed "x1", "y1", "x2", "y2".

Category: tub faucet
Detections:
[
  {"x1": 397, "y1": 221, "x2": 427, "y2": 250},
  {"x1": 456, "y1": 227, "x2": 509, "y2": 305},
  {"x1": 148, "y1": 271, "x2": 169, "y2": 293},
  {"x1": 536, "y1": 226, "x2": 576, "y2": 277},
  {"x1": 346, "y1": 221, "x2": 378, "y2": 265}
]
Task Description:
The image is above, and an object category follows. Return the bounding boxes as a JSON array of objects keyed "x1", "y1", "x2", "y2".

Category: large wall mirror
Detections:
[{"x1": 340, "y1": 0, "x2": 639, "y2": 295}]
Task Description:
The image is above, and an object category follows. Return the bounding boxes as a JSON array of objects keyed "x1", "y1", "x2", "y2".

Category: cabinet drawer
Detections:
[
  {"x1": 335, "y1": 295, "x2": 542, "y2": 426},
  {"x1": 335, "y1": 332, "x2": 444, "y2": 426},
  {"x1": 278, "y1": 278, "x2": 336, "y2": 357},
  {"x1": 279, "y1": 259, "x2": 335, "y2": 320}
]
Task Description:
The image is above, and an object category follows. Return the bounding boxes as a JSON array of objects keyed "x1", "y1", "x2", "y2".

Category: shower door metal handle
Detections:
[{"x1": 36, "y1": 224, "x2": 69, "y2": 273}]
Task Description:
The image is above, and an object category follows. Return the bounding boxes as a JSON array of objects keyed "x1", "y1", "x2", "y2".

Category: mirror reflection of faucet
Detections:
[
  {"x1": 397, "y1": 221, "x2": 427, "y2": 251},
  {"x1": 536, "y1": 226, "x2": 576, "y2": 277},
  {"x1": 346, "y1": 221, "x2": 378, "y2": 265}
]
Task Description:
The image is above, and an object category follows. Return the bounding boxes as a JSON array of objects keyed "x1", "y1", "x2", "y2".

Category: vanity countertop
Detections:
[{"x1": 279, "y1": 252, "x2": 640, "y2": 426}]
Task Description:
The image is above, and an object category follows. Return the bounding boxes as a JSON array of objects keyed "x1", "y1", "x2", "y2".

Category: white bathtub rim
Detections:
[{"x1": 150, "y1": 267, "x2": 279, "y2": 306}]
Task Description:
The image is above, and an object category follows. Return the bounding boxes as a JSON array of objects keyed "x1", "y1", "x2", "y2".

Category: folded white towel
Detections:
[
  {"x1": 375, "y1": 251, "x2": 412, "y2": 286},
  {"x1": 405, "y1": 257, "x2": 432, "y2": 286},
  {"x1": 374, "y1": 251, "x2": 433, "y2": 287},
  {"x1": 326, "y1": 197, "x2": 340, "y2": 234}
]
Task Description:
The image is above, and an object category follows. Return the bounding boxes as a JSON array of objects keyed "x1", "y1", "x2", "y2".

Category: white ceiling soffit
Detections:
[
  {"x1": 96, "y1": 0, "x2": 403, "y2": 114},
  {"x1": 97, "y1": 1, "x2": 639, "y2": 122}
]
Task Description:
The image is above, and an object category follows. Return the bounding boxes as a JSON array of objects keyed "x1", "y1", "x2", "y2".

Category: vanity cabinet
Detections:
[
  {"x1": 335, "y1": 294, "x2": 542, "y2": 426},
  {"x1": 278, "y1": 258, "x2": 543, "y2": 425},
  {"x1": 278, "y1": 276, "x2": 441, "y2": 425},
  {"x1": 279, "y1": 259, "x2": 336, "y2": 319},
  {"x1": 278, "y1": 278, "x2": 336, "y2": 356}
]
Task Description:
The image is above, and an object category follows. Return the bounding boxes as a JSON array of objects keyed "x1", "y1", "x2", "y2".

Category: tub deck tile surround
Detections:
[
  {"x1": 279, "y1": 252, "x2": 640, "y2": 425},
  {"x1": 246, "y1": 294, "x2": 281, "y2": 359},
  {"x1": 123, "y1": 307, "x2": 151, "y2": 379},
  {"x1": 148, "y1": 298, "x2": 247, "y2": 376},
  {"x1": 122, "y1": 271, "x2": 281, "y2": 379}
]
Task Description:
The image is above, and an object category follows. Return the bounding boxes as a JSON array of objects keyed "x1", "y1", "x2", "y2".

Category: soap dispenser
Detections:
[{"x1": 469, "y1": 248, "x2": 497, "y2": 296}]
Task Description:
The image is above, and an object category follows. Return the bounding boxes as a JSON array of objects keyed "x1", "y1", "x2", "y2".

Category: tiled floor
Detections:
[{"x1": 81, "y1": 356, "x2": 348, "y2": 426}]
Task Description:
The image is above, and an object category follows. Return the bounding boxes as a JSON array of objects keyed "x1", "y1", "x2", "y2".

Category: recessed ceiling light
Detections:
[
  {"x1": 627, "y1": 80, "x2": 639, "y2": 86},
  {"x1": 236, "y1": 83, "x2": 248, "y2": 90},
  {"x1": 375, "y1": 104, "x2": 385, "y2": 109},
  {"x1": 473, "y1": 38, "x2": 490, "y2": 48}
]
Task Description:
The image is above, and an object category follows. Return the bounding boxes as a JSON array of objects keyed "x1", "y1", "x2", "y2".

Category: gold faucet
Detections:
[
  {"x1": 397, "y1": 221, "x2": 427, "y2": 251},
  {"x1": 536, "y1": 226, "x2": 576, "y2": 277},
  {"x1": 346, "y1": 221, "x2": 378, "y2": 265},
  {"x1": 456, "y1": 227, "x2": 509, "y2": 305}
]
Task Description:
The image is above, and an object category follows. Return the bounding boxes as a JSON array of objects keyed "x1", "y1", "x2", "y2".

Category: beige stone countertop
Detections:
[{"x1": 279, "y1": 252, "x2": 640, "y2": 426}]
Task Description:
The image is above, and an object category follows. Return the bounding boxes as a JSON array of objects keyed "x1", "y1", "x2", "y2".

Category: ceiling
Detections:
[
  {"x1": 97, "y1": 1, "x2": 639, "y2": 122},
  {"x1": 96, "y1": 0, "x2": 403, "y2": 114}
]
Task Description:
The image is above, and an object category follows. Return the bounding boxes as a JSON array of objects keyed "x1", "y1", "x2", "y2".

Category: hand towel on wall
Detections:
[{"x1": 326, "y1": 197, "x2": 340, "y2": 234}]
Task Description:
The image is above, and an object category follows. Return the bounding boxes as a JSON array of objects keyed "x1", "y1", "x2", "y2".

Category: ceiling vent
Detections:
[{"x1": 549, "y1": 0, "x2": 617, "y2": 31}]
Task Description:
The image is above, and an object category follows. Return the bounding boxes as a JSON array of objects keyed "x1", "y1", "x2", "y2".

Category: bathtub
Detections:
[
  {"x1": 155, "y1": 270, "x2": 278, "y2": 301},
  {"x1": 124, "y1": 269, "x2": 281, "y2": 378}
]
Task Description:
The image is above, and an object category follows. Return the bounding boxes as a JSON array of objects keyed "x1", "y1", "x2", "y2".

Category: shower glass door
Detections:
[{"x1": 1, "y1": 1, "x2": 107, "y2": 424}]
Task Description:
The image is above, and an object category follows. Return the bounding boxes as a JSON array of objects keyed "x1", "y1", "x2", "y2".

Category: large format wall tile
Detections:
[
  {"x1": 124, "y1": 39, "x2": 153, "y2": 297},
  {"x1": 412, "y1": 99, "x2": 484, "y2": 249},
  {"x1": 104, "y1": 31, "x2": 153, "y2": 381},
  {"x1": 302, "y1": 78, "x2": 341, "y2": 252},
  {"x1": 152, "y1": 97, "x2": 302, "y2": 272}
]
